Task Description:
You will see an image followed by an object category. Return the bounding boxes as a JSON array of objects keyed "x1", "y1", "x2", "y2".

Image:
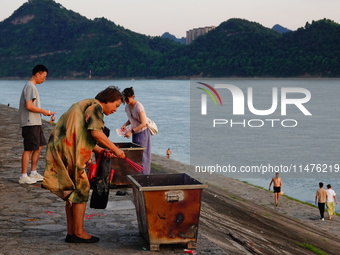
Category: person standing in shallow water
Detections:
[
  {"x1": 269, "y1": 173, "x2": 282, "y2": 206},
  {"x1": 121, "y1": 87, "x2": 152, "y2": 174},
  {"x1": 43, "y1": 86, "x2": 125, "y2": 243},
  {"x1": 166, "y1": 148, "x2": 171, "y2": 159}
]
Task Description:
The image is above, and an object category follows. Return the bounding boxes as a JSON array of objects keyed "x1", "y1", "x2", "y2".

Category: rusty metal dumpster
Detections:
[
  {"x1": 127, "y1": 173, "x2": 208, "y2": 251},
  {"x1": 111, "y1": 142, "x2": 145, "y2": 186}
]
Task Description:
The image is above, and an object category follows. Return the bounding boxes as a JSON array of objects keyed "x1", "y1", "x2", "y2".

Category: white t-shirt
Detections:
[
  {"x1": 19, "y1": 81, "x2": 42, "y2": 127},
  {"x1": 326, "y1": 189, "x2": 336, "y2": 202},
  {"x1": 125, "y1": 101, "x2": 147, "y2": 134}
]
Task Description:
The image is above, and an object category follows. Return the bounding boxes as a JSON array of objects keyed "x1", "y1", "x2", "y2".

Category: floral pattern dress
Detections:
[{"x1": 43, "y1": 99, "x2": 104, "y2": 203}]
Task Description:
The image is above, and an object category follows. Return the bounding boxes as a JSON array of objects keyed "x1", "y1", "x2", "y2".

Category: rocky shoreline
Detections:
[{"x1": 1, "y1": 103, "x2": 340, "y2": 254}]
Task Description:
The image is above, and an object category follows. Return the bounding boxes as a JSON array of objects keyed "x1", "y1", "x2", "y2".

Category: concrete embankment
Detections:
[
  {"x1": 0, "y1": 104, "x2": 224, "y2": 255},
  {"x1": 1, "y1": 104, "x2": 340, "y2": 255}
]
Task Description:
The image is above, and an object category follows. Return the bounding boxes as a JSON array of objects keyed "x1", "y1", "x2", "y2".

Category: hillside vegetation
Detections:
[{"x1": 0, "y1": 0, "x2": 339, "y2": 78}]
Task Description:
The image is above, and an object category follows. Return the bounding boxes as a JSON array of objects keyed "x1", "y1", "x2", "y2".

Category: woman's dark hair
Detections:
[
  {"x1": 122, "y1": 87, "x2": 134, "y2": 103},
  {"x1": 95, "y1": 86, "x2": 123, "y2": 103}
]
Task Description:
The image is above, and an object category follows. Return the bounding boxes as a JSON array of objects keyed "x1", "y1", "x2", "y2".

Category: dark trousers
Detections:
[{"x1": 318, "y1": 203, "x2": 325, "y2": 219}]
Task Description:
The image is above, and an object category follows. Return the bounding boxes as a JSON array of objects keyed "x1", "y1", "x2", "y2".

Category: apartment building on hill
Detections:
[{"x1": 186, "y1": 26, "x2": 215, "y2": 44}]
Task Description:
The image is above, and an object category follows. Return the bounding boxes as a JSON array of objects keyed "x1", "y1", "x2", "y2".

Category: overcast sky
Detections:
[{"x1": 1, "y1": 0, "x2": 339, "y2": 38}]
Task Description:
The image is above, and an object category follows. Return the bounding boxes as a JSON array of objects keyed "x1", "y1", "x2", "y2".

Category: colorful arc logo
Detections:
[{"x1": 197, "y1": 82, "x2": 223, "y2": 115}]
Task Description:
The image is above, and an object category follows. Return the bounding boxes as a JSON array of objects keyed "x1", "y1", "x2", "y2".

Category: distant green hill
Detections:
[
  {"x1": 0, "y1": 0, "x2": 339, "y2": 78},
  {"x1": 0, "y1": 0, "x2": 180, "y2": 78},
  {"x1": 160, "y1": 18, "x2": 340, "y2": 78},
  {"x1": 272, "y1": 24, "x2": 291, "y2": 34},
  {"x1": 161, "y1": 32, "x2": 186, "y2": 45}
]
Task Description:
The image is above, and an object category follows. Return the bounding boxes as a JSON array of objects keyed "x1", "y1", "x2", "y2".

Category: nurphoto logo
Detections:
[
  {"x1": 191, "y1": 79, "x2": 339, "y2": 179},
  {"x1": 196, "y1": 81, "x2": 312, "y2": 128}
]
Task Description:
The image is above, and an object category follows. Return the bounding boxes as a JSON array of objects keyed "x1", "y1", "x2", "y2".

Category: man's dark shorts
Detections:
[
  {"x1": 22, "y1": 125, "x2": 47, "y2": 151},
  {"x1": 274, "y1": 186, "x2": 281, "y2": 193}
]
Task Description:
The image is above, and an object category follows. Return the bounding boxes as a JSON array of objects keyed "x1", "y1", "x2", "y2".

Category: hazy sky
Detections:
[{"x1": 1, "y1": 0, "x2": 339, "y2": 38}]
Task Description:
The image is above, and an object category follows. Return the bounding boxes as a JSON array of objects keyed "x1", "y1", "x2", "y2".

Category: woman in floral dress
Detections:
[{"x1": 43, "y1": 86, "x2": 125, "y2": 243}]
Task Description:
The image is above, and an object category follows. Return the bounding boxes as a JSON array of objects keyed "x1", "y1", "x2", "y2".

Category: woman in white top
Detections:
[
  {"x1": 326, "y1": 184, "x2": 338, "y2": 220},
  {"x1": 121, "y1": 87, "x2": 151, "y2": 174}
]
